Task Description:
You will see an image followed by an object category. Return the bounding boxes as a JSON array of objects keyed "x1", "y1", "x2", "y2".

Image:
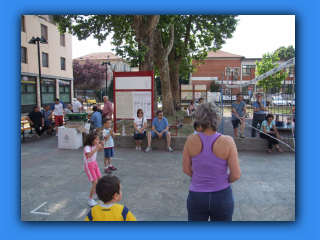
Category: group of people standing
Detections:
[{"x1": 231, "y1": 92, "x2": 283, "y2": 153}]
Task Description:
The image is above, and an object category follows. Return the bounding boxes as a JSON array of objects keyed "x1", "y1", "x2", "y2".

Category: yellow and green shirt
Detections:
[{"x1": 85, "y1": 204, "x2": 136, "y2": 221}]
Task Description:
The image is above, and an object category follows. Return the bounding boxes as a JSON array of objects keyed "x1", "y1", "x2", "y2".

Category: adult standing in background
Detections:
[
  {"x1": 231, "y1": 93, "x2": 246, "y2": 138},
  {"x1": 51, "y1": 98, "x2": 66, "y2": 137},
  {"x1": 183, "y1": 101, "x2": 241, "y2": 221},
  {"x1": 64, "y1": 104, "x2": 73, "y2": 121},
  {"x1": 251, "y1": 93, "x2": 267, "y2": 137},
  {"x1": 73, "y1": 95, "x2": 83, "y2": 113},
  {"x1": 102, "y1": 96, "x2": 114, "y2": 121}
]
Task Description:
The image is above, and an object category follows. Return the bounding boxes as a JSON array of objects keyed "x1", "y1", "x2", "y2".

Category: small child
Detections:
[
  {"x1": 193, "y1": 121, "x2": 203, "y2": 134},
  {"x1": 83, "y1": 132, "x2": 104, "y2": 207},
  {"x1": 102, "y1": 118, "x2": 117, "y2": 174},
  {"x1": 85, "y1": 175, "x2": 136, "y2": 221}
]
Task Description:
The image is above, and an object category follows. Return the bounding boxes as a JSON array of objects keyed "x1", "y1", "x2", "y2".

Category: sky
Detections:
[{"x1": 72, "y1": 15, "x2": 295, "y2": 59}]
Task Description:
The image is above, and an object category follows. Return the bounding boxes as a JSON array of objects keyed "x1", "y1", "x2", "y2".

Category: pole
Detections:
[
  {"x1": 221, "y1": 71, "x2": 224, "y2": 134},
  {"x1": 231, "y1": 69, "x2": 233, "y2": 105},
  {"x1": 37, "y1": 40, "x2": 42, "y2": 107},
  {"x1": 106, "y1": 65, "x2": 108, "y2": 96}
]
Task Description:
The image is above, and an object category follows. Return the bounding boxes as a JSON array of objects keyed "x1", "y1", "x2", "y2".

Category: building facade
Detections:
[
  {"x1": 190, "y1": 50, "x2": 295, "y2": 96},
  {"x1": 21, "y1": 15, "x2": 73, "y2": 113},
  {"x1": 74, "y1": 52, "x2": 137, "y2": 98}
]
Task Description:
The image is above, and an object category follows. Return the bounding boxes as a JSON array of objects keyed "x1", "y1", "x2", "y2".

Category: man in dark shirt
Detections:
[{"x1": 26, "y1": 106, "x2": 48, "y2": 138}]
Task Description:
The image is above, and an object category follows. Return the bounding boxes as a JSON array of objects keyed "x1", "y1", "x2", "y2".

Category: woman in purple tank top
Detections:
[{"x1": 183, "y1": 101, "x2": 241, "y2": 221}]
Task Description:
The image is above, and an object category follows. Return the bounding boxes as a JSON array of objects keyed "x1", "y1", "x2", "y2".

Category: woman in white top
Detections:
[{"x1": 133, "y1": 109, "x2": 147, "y2": 150}]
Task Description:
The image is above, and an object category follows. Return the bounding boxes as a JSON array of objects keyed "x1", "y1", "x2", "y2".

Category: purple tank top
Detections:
[{"x1": 189, "y1": 132, "x2": 230, "y2": 192}]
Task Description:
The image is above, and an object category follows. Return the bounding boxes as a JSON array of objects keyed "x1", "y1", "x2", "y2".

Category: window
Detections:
[
  {"x1": 61, "y1": 57, "x2": 66, "y2": 70},
  {"x1": 21, "y1": 47, "x2": 27, "y2": 63},
  {"x1": 59, "y1": 85, "x2": 70, "y2": 102},
  {"x1": 41, "y1": 24, "x2": 48, "y2": 40},
  {"x1": 42, "y1": 52, "x2": 49, "y2": 67},
  {"x1": 285, "y1": 66, "x2": 295, "y2": 75},
  {"x1": 41, "y1": 79, "x2": 56, "y2": 104},
  {"x1": 60, "y1": 34, "x2": 65, "y2": 47},
  {"x1": 233, "y1": 67, "x2": 240, "y2": 80},
  {"x1": 242, "y1": 65, "x2": 255, "y2": 76},
  {"x1": 21, "y1": 77, "x2": 36, "y2": 106},
  {"x1": 21, "y1": 15, "x2": 25, "y2": 32}
]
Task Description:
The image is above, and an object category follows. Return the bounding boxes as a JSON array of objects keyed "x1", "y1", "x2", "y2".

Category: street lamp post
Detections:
[
  {"x1": 28, "y1": 36, "x2": 48, "y2": 107},
  {"x1": 101, "y1": 61, "x2": 111, "y2": 96}
]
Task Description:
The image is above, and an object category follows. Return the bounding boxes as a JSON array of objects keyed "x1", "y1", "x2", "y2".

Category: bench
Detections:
[{"x1": 21, "y1": 116, "x2": 34, "y2": 142}]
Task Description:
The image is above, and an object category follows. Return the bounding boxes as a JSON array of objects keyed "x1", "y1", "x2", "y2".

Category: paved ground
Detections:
[{"x1": 21, "y1": 133, "x2": 295, "y2": 221}]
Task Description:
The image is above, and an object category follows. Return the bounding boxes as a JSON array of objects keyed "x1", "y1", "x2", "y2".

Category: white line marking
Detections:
[
  {"x1": 30, "y1": 202, "x2": 50, "y2": 215},
  {"x1": 111, "y1": 158, "x2": 125, "y2": 160}
]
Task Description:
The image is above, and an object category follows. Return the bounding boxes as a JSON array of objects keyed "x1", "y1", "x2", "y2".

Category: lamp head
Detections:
[
  {"x1": 40, "y1": 36, "x2": 48, "y2": 44},
  {"x1": 28, "y1": 37, "x2": 37, "y2": 44}
]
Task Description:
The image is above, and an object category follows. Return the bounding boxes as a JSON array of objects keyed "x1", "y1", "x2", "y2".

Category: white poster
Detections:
[
  {"x1": 133, "y1": 92, "x2": 152, "y2": 119},
  {"x1": 115, "y1": 92, "x2": 134, "y2": 119}
]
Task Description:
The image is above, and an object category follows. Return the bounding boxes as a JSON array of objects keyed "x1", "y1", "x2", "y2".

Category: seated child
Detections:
[
  {"x1": 193, "y1": 121, "x2": 203, "y2": 134},
  {"x1": 85, "y1": 175, "x2": 137, "y2": 221}
]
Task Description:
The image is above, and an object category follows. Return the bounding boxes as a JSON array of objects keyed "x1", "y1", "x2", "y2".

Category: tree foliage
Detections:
[
  {"x1": 209, "y1": 80, "x2": 220, "y2": 92},
  {"x1": 274, "y1": 45, "x2": 295, "y2": 59},
  {"x1": 73, "y1": 59, "x2": 106, "y2": 96},
  {"x1": 54, "y1": 15, "x2": 238, "y2": 114},
  {"x1": 255, "y1": 53, "x2": 288, "y2": 93},
  {"x1": 167, "y1": 15, "x2": 238, "y2": 103}
]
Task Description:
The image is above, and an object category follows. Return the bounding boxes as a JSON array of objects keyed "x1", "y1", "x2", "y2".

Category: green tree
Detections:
[
  {"x1": 274, "y1": 45, "x2": 295, "y2": 59},
  {"x1": 255, "y1": 52, "x2": 288, "y2": 94},
  {"x1": 168, "y1": 15, "x2": 238, "y2": 103},
  {"x1": 209, "y1": 80, "x2": 220, "y2": 92},
  {"x1": 108, "y1": 78, "x2": 114, "y2": 100},
  {"x1": 53, "y1": 15, "x2": 160, "y2": 113}
]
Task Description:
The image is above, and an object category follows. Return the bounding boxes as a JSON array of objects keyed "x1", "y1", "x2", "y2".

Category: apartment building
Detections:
[
  {"x1": 21, "y1": 15, "x2": 73, "y2": 113},
  {"x1": 74, "y1": 52, "x2": 137, "y2": 97}
]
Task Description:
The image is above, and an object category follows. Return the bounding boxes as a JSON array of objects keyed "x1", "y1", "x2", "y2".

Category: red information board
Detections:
[{"x1": 113, "y1": 71, "x2": 154, "y2": 133}]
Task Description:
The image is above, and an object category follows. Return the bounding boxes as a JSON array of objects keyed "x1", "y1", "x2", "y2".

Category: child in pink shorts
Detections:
[{"x1": 84, "y1": 132, "x2": 104, "y2": 207}]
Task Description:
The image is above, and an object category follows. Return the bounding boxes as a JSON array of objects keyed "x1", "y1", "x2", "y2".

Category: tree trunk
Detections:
[
  {"x1": 168, "y1": 15, "x2": 192, "y2": 106},
  {"x1": 131, "y1": 15, "x2": 160, "y2": 117},
  {"x1": 169, "y1": 56, "x2": 181, "y2": 104},
  {"x1": 154, "y1": 25, "x2": 175, "y2": 116}
]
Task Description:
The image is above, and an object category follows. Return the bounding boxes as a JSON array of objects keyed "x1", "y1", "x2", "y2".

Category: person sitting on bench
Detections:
[{"x1": 26, "y1": 106, "x2": 48, "y2": 138}]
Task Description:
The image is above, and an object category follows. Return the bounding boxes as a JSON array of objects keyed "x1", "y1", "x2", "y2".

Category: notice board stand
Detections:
[{"x1": 113, "y1": 71, "x2": 154, "y2": 133}]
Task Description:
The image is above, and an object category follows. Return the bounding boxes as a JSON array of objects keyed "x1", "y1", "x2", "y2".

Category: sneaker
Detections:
[
  {"x1": 135, "y1": 147, "x2": 139, "y2": 150},
  {"x1": 36, "y1": 134, "x2": 40, "y2": 138},
  {"x1": 87, "y1": 199, "x2": 97, "y2": 207},
  {"x1": 93, "y1": 193, "x2": 98, "y2": 200},
  {"x1": 104, "y1": 168, "x2": 112, "y2": 174},
  {"x1": 56, "y1": 133, "x2": 58, "y2": 137},
  {"x1": 167, "y1": 147, "x2": 173, "y2": 152},
  {"x1": 145, "y1": 147, "x2": 152, "y2": 152},
  {"x1": 138, "y1": 147, "x2": 141, "y2": 150},
  {"x1": 109, "y1": 165, "x2": 117, "y2": 170},
  {"x1": 240, "y1": 133, "x2": 245, "y2": 138}
]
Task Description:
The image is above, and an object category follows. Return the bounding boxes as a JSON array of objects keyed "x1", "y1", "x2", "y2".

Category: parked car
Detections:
[
  {"x1": 287, "y1": 97, "x2": 295, "y2": 106},
  {"x1": 271, "y1": 96, "x2": 287, "y2": 106},
  {"x1": 82, "y1": 96, "x2": 89, "y2": 102},
  {"x1": 87, "y1": 97, "x2": 97, "y2": 104}
]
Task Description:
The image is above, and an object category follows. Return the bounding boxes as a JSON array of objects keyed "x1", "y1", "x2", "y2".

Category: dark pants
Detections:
[
  {"x1": 251, "y1": 114, "x2": 266, "y2": 137},
  {"x1": 134, "y1": 131, "x2": 146, "y2": 140},
  {"x1": 31, "y1": 123, "x2": 48, "y2": 136},
  {"x1": 187, "y1": 185, "x2": 234, "y2": 221},
  {"x1": 260, "y1": 132, "x2": 279, "y2": 149}
]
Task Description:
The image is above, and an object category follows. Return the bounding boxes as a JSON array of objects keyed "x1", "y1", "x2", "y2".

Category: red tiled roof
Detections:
[
  {"x1": 206, "y1": 50, "x2": 244, "y2": 58},
  {"x1": 75, "y1": 52, "x2": 122, "y2": 60}
]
